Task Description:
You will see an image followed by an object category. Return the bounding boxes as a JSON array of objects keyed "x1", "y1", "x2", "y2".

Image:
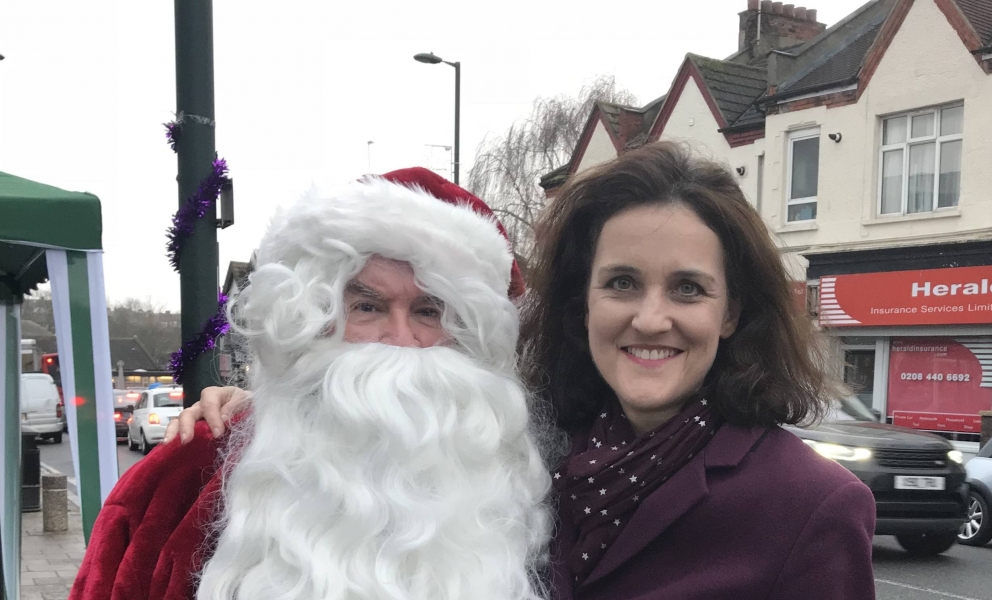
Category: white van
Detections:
[{"x1": 21, "y1": 373, "x2": 64, "y2": 444}]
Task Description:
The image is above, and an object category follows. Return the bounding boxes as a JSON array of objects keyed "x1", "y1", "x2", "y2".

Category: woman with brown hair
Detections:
[
  {"x1": 523, "y1": 141, "x2": 875, "y2": 599},
  {"x1": 169, "y1": 142, "x2": 875, "y2": 599}
]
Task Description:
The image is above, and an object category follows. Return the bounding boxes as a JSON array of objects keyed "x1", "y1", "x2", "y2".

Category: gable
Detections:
[
  {"x1": 656, "y1": 76, "x2": 731, "y2": 153},
  {"x1": 573, "y1": 119, "x2": 620, "y2": 174},
  {"x1": 867, "y1": 0, "x2": 990, "y2": 99}
]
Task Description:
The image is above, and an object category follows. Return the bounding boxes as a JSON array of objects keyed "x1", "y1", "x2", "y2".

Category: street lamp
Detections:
[{"x1": 413, "y1": 52, "x2": 461, "y2": 184}]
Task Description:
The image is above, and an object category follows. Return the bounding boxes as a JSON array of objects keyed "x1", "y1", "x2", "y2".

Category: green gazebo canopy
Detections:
[{"x1": 0, "y1": 171, "x2": 102, "y2": 301}]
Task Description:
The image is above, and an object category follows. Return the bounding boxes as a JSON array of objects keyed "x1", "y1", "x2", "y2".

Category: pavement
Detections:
[{"x1": 20, "y1": 503, "x2": 84, "y2": 600}]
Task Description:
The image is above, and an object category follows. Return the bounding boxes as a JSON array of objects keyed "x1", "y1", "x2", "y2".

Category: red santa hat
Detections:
[
  {"x1": 254, "y1": 167, "x2": 525, "y2": 310},
  {"x1": 376, "y1": 167, "x2": 526, "y2": 300}
]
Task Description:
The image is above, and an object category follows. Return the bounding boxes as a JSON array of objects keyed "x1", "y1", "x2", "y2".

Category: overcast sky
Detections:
[{"x1": 1, "y1": 0, "x2": 868, "y2": 310}]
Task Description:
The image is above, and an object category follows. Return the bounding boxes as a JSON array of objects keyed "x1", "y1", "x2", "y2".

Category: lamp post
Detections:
[{"x1": 413, "y1": 52, "x2": 460, "y2": 184}]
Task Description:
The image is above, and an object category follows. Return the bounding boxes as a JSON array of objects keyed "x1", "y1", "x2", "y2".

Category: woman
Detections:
[{"x1": 168, "y1": 142, "x2": 876, "y2": 599}]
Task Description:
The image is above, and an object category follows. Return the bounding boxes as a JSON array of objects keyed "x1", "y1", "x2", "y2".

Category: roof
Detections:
[
  {"x1": 222, "y1": 261, "x2": 253, "y2": 295},
  {"x1": 954, "y1": 0, "x2": 992, "y2": 46},
  {"x1": 596, "y1": 102, "x2": 623, "y2": 138},
  {"x1": 21, "y1": 320, "x2": 52, "y2": 338},
  {"x1": 34, "y1": 336, "x2": 159, "y2": 371},
  {"x1": 689, "y1": 55, "x2": 767, "y2": 127},
  {"x1": 0, "y1": 171, "x2": 102, "y2": 301},
  {"x1": 539, "y1": 164, "x2": 570, "y2": 190},
  {"x1": 783, "y1": 23, "x2": 884, "y2": 93}
]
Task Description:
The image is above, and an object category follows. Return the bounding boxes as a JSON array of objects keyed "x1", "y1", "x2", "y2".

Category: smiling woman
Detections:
[{"x1": 522, "y1": 142, "x2": 877, "y2": 599}]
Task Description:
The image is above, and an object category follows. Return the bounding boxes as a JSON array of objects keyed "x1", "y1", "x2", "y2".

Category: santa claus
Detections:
[{"x1": 69, "y1": 168, "x2": 554, "y2": 600}]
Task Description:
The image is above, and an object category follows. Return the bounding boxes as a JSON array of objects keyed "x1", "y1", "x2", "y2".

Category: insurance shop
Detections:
[{"x1": 804, "y1": 241, "x2": 992, "y2": 448}]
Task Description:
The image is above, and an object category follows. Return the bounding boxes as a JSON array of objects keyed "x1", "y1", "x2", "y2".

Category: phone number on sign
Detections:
[{"x1": 899, "y1": 373, "x2": 971, "y2": 382}]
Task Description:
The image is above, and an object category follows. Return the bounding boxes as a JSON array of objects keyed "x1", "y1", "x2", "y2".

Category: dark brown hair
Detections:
[{"x1": 520, "y1": 142, "x2": 838, "y2": 435}]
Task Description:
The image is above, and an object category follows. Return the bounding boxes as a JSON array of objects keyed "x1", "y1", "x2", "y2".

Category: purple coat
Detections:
[{"x1": 551, "y1": 424, "x2": 876, "y2": 600}]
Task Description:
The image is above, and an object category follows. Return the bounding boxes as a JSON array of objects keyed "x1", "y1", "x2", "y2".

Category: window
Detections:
[
  {"x1": 787, "y1": 129, "x2": 820, "y2": 222},
  {"x1": 879, "y1": 104, "x2": 962, "y2": 215}
]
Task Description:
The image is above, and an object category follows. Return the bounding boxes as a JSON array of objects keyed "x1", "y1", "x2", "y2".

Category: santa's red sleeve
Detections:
[{"x1": 69, "y1": 422, "x2": 223, "y2": 600}]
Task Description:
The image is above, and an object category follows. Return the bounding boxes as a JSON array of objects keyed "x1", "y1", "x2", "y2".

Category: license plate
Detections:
[{"x1": 894, "y1": 476, "x2": 945, "y2": 490}]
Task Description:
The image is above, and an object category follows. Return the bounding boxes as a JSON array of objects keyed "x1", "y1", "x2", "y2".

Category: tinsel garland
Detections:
[
  {"x1": 169, "y1": 292, "x2": 230, "y2": 386},
  {"x1": 164, "y1": 119, "x2": 181, "y2": 152},
  {"x1": 166, "y1": 158, "x2": 230, "y2": 271}
]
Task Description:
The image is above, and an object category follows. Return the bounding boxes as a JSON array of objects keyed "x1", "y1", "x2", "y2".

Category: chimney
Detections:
[{"x1": 740, "y1": 1, "x2": 826, "y2": 55}]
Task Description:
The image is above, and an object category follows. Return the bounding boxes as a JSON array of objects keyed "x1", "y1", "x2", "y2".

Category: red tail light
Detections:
[
  {"x1": 148, "y1": 413, "x2": 161, "y2": 425},
  {"x1": 56, "y1": 402, "x2": 63, "y2": 419},
  {"x1": 114, "y1": 412, "x2": 122, "y2": 422}
]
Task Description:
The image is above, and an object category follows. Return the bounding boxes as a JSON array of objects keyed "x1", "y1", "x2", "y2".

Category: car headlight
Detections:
[
  {"x1": 947, "y1": 450, "x2": 964, "y2": 464},
  {"x1": 803, "y1": 439, "x2": 872, "y2": 462}
]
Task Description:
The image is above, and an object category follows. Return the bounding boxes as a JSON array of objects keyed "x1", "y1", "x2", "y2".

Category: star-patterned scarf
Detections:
[{"x1": 554, "y1": 396, "x2": 719, "y2": 584}]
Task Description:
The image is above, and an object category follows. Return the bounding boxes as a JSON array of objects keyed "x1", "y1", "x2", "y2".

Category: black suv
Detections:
[{"x1": 786, "y1": 397, "x2": 968, "y2": 556}]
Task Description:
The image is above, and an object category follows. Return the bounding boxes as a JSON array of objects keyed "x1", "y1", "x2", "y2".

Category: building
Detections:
[
  {"x1": 545, "y1": 0, "x2": 992, "y2": 446},
  {"x1": 219, "y1": 259, "x2": 255, "y2": 383}
]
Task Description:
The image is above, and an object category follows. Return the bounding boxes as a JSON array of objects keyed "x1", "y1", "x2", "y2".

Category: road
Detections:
[{"x1": 36, "y1": 436, "x2": 992, "y2": 598}]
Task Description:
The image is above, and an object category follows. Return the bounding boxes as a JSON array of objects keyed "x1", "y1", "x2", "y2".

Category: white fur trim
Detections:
[{"x1": 256, "y1": 177, "x2": 513, "y2": 297}]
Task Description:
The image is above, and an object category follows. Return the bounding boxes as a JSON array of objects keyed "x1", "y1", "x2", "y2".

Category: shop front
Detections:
[{"x1": 806, "y1": 242, "x2": 992, "y2": 448}]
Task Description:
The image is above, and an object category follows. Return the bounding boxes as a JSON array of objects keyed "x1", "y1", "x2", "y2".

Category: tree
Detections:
[
  {"x1": 106, "y1": 298, "x2": 181, "y2": 368},
  {"x1": 467, "y1": 75, "x2": 636, "y2": 269}
]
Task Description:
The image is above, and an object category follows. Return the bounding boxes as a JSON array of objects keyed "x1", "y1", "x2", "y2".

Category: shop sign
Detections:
[
  {"x1": 819, "y1": 265, "x2": 992, "y2": 327},
  {"x1": 887, "y1": 337, "x2": 992, "y2": 433}
]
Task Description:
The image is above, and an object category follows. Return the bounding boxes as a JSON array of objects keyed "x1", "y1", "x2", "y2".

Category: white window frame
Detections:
[
  {"x1": 877, "y1": 104, "x2": 963, "y2": 216},
  {"x1": 786, "y1": 128, "x2": 821, "y2": 222}
]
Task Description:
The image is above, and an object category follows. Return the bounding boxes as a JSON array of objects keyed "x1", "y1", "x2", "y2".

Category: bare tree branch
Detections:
[{"x1": 467, "y1": 75, "x2": 636, "y2": 263}]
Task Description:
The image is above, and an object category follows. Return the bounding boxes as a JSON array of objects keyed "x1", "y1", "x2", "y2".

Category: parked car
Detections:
[
  {"x1": 20, "y1": 373, "x2": 64, "y2": 444},
  {"x1": 127, "y1": 387, "x2": 184, "y2": 455},
  {"x1": 785, "y1": 397, "x2": 968, "y2": 556},
  {"x1": 113, "y1": 390, "x2": 141, "y2": 441},
  {"x1": 958, "y1": 440, "x2": 992, "y2": 547}
]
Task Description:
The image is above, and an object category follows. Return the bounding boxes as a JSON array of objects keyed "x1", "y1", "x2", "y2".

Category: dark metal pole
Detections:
[
  {"x1": 174, "y1": 0, "x2": 220, "y2": 407},
  {"x1": 453, "y1": 61, "x2": 461, "y2": 185}
]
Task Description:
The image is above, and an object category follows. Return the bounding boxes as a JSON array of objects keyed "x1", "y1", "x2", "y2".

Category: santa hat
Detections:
[
  {"x1": 376, "y1": 167, "x2": 525, "y2": 299},
  {"x1": 255, "y1": 167, "x2": 525, "y2": 304}
]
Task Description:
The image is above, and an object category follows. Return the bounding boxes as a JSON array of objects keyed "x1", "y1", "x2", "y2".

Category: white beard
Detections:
[{"x1": 196, "y1": 343, "x2": 553, "y2": 600}]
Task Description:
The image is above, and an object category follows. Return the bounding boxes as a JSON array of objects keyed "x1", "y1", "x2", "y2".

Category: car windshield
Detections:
[
  {"x1": 153, "y1": 391, "x2": 184, "y2": 408},
  {"x1": 825, "y1": 397, "x2": 878, "y2": 423}
]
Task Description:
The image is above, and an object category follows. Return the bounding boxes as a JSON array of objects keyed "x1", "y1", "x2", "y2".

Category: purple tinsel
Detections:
[
  {"x1": 166, "y1": 158, "x2": 230, "y2": 271},
  {"x1": 164, "y1": 120, "x2": 182, "y2": 152},
  {"x1": 169, "y1": 292, "x2": 231, "y2": 386}
]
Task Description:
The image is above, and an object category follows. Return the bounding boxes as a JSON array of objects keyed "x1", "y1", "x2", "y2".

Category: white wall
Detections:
[
  {"x1": 765, "y1": 0, "x2": 992, "y2": 271},
  {"x1": 658, "y1": 76, "x2": 767, "y2": 207},
  {"x1": 575, "y1": 120, "x2": 619, "y2": 172}
]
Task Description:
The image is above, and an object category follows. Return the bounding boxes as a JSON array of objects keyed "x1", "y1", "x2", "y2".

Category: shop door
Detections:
[{"x1": 844, "y1": 349, "x2": 875, "y2": 409}]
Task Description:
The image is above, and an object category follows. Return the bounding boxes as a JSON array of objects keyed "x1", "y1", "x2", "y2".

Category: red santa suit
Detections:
[{"x1": 70, "y1": 421, "x2": 224, "y2": 600}]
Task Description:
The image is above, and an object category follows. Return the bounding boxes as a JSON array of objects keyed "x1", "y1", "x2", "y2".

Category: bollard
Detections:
[
  {"x1": 42, "y1": 473, "x2": 69, "y2": 533},
  {"x1": 21, "y1": 434, "x2": 41, "y2": 512}
]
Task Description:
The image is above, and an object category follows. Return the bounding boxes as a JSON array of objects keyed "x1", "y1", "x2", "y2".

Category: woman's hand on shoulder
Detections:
[{"x1": 163, "y1": 386, "x2": 251, "y2": 444}]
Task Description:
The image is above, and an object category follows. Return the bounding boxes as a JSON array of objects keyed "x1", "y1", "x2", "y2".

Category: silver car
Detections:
[
  {"x1": 958, "y1": 440, "x2": 992, "y2": 546},
  {"x1": 127, "y1": 387, "x2": 184, "y2": 455}
]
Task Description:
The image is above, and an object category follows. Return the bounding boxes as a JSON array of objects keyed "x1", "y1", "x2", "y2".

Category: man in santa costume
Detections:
[{"x1": 69, "y1": 168, "x2": 554, "y2": 600}]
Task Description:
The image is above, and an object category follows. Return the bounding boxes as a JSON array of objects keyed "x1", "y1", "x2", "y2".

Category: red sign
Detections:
[
  {"x1": 887, "y1": 337, "x2": 992, "y2": 433},
  {"x1": 892, "y1": 412, "x2": 982, "y2": 432},
  {"x1": 819, "y1": 265, "x2": 992, "y2": 327}
]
